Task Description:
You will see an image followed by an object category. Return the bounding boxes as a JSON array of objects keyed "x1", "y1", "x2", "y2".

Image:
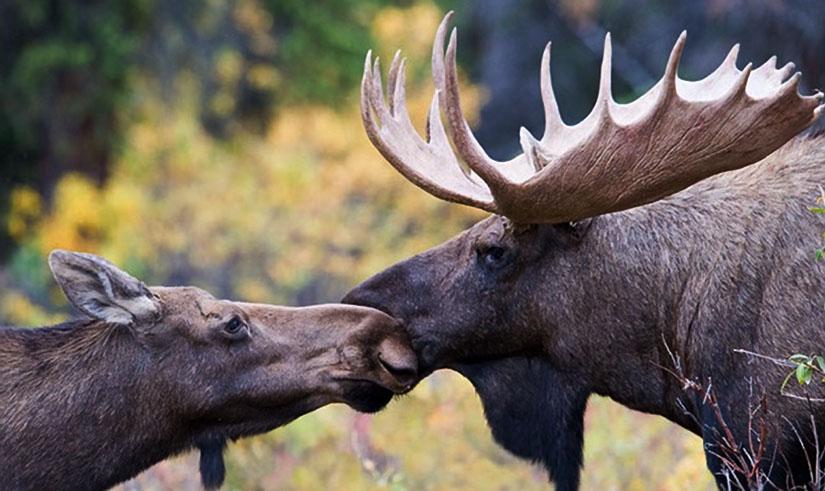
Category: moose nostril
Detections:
[
  {"x1": 377, "y1": 339, "x2": 418, "y2": 386},
  {"x1": 378, "y1": 355, "x2": 417, "y2": 382},
  {"x1": 378, "y1": 356, "x2": 418, "y2": 388}
]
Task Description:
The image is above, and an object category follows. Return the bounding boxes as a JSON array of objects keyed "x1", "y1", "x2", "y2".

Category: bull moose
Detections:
[
  {"x1": 344, "y1": 12, "x2": 825, "y2": 490},
  {"x1": 0, "y1": 250, "x2": 417, "y2": 491}
]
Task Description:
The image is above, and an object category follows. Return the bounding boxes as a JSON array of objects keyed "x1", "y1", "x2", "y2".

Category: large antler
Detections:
[{"x1": 361, "y1": 13, "x2": 824, "y2": 224}]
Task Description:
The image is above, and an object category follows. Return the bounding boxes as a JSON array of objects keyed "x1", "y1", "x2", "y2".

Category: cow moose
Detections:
[
  {"x1": 344, "y1": 12, "x2": 825, "y2": 490},
  {"x1": 0, "y1": 250, "x2": 417, "y2": 491}
]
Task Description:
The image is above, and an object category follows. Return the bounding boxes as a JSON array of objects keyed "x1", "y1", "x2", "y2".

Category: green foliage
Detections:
[
  {"x1": 263, "y1": 0, "x2": 391, "y2": 105},
  {"x1": 0, "y1": 0, "x2": 401, "y2": 257},
  {"x1": 781, "y1": 354, "x2": 825, "y2": 391},
  {"x1": 812, "y1": 204, "x2": 825, "y2": 262},
  {"x1": 0, "y1": 0, "x2": 152, "y2": 257},
  {"x1": 4, "y1": 0, "x2": 148, "y2": 135},
  {"x1": 788, "y1": 199, "x2": 825, "y2": 390}
]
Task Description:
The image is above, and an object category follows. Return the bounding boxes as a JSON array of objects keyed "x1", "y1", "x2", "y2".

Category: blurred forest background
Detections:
[{"x1": 2, "y1": 0, "x2": 824, "y2": 489}]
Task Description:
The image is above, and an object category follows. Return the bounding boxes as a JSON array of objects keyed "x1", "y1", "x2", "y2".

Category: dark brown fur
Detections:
[
  {"x1": 344, "y1": 135, "x2": 825, "y2": 489},
  {"x1": 1, "y1": 251, "x2": 416, "y2": 491}
]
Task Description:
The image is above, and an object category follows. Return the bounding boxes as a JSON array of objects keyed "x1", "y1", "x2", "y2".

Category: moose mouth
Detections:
[
  {"x1": 339, "y1": 379, "x2": 397, "y2": 413},
  {"x1": 409, "y1": 332, "x2": 522, "y2": 377}
]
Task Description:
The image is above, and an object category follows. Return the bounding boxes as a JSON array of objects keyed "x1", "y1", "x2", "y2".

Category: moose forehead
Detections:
[
  {"x1": 466, "y1": 216, "x2": 537, "y2": 246},
  {"x1": 150, "y1": 286, "x2": 242, "y2": 320}
]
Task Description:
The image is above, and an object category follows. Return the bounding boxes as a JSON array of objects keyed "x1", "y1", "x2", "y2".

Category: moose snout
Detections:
[{"x1": 375, "y1": 337, "x2": 418, "y2": 391}]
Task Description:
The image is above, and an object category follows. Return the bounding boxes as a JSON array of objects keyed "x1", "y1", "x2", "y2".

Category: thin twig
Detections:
[
  {"x1": 734, "y1": 349, "x2": 825, "y2": 402},
  {"x1": 733, "y1": 349, "x2": 796, "y2": 368}
]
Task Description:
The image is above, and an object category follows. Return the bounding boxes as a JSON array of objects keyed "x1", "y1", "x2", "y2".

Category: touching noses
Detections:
[{"x1": 376, "y1": 336, "x2": 418, "y2": 389}]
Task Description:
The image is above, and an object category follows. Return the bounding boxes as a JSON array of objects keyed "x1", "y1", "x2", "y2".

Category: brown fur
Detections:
[
  {"x1": 344, "y1": 134, "x2": 825, "y2": 488},
  {"x1": 1, "y1": 251, "x2": 416, "y2": 491}
]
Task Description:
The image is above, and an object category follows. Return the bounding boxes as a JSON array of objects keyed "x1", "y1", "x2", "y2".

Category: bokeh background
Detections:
[{"x1": 2, "y1": 1, "x2": 824, "y2": 489}]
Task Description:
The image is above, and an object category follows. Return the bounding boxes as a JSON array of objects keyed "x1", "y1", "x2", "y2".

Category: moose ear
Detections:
[{"x1": 48, "y1": 250, "x2": 160, "y2": 325}]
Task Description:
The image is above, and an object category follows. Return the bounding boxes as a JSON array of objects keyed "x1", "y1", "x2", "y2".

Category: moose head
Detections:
[
  {"x1": 2, "y1": 250, "x2": 416, "y2": 490},
  {"x1": 344, "y1": 12, "x2": 824, "y2": 489},
  {"x1": 347, "y1": 11, "x2": 821, "y2": 373}
]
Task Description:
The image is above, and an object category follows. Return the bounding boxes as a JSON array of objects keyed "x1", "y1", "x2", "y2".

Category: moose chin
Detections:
[
  {"x1": 0, "y1": 250, "x2": 416, "y2": 491},
  {"x1": 344, "y1": 11, "x2": 825, "y2": 491}
]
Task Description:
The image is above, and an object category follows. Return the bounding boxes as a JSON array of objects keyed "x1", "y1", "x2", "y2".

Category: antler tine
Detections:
[
  {"x1": 724, "y1": 43, "x2": 740, "y2": 68},
  {"x1": 778, "y1": 61, "x2": 795, "y2": 80},
  {"x1": 426, "y1": 91, "x2": 453, "y2": 152},
  {"x1": 719, "y1": 42, "x2": 739, "y2": 74},
  {"x1": 367, "y1": 56, "x2": 391, "y2": 123},
  {"x1": 431, "y1": 12, "x2": 498, "y2": 180},
  {"x1": 754, "y1": 55, "x2": 777, "y2": 74},
  {"x1": 361, "y1": 51, "x2": 399, "y2": 170},
  {"x1": 728, "y1": 62, "x2": 753, "y2": 100},
  {"x1": 661, "y1": 31, "x2": 687, "y2": 94},
  {"x1": 386, "y1": 50, "x2": 402, "y2": 115},
  {"x1": 540, "y1": 42, "x2": 563, "y2": 139},
  {"x1": 779, "y1": 71, "x2": 802, "y2": 98},
  {"x1": 360, "y1": 51, "x2": 380, "y2": 139},
  {"x1": 441, "y1": 27, "x2": 511, "y2": 193},
  {"x1": 597, "y1": 33, "x2": 613, "y2": 109},
  {"x1": 750, "y1": 55, "x2": 783, "y2": 93},
  {"x1": 391, "y1": 57, "x2": 420, "y2": 137},
  {"x1": 519, "y1": 127, "x2": 543, "y2": 173},
  {"x1": 573, "y1": 33, "x2": 616, "y2": 136},
  {"x1": 809, "y1": 91, "x2": 825, "y2": 124},
  {"x1": 431, "y1": 11, "x2": 452, "y2": 100}
]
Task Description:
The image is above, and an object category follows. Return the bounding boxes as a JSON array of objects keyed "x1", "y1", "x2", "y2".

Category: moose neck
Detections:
[
  {"x1": 542, "y1": 150, "x2": 825, "y2": 433},
  {"x1": 0, "y1": 321, "x2": 187, "y2": 490},
  {"x1": 542, "y1": 194, "x2": 754, "y2": 430}
]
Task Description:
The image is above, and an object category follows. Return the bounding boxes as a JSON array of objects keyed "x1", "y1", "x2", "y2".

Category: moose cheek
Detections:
[{"x1": 338, "y1": 345, "x2": 369, "y2": 370}]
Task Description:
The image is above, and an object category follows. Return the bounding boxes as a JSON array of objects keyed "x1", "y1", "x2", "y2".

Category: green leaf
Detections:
[
  {"x1": 789, "y1": 354, "x2": 810, "y2": 364},
  {"x1": 817, "y1": 249, "x2": 824, "y2": 262},
  {"x1": 816, "y1": 356, "x2": 825, "y2": 373},
  {"x1": 796, "y1": 364, "x2": 813, "y2": 385},
  {"x1": 809, "y1": 207, "x2": 825, "y2": 214}
]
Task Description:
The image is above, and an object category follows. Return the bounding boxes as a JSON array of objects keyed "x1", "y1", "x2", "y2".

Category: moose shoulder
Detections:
[
  {"x1": 0, "y1": 251, "x2": 416, "y2": 491},
  {"x1": 344, "y1": 12, "x2": 825, "y2": 490}
]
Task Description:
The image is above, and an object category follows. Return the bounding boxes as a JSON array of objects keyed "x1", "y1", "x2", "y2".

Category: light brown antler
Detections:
[
  {"x1": 362, "y1": 12, "x2": 824, "y2": 224},
  {"x1": 360, "y1": 36, "x2": 495, "y2": 211}
]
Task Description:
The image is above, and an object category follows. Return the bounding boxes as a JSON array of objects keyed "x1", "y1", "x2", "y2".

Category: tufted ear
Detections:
[{"x1": 48, "y1": 250, "x2": 160, "y2": 326}]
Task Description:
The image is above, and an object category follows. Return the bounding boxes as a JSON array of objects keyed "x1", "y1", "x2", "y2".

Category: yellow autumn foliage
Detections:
[
  {"x1": 0, "y1": 290, "x2": 63, "y2": 327},
  {"x1": 6, "y1": 186, "x2": 42, "y2": 241}
]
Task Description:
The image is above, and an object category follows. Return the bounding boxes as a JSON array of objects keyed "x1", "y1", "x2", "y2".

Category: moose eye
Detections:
[
  {"x1": 476, "y1": 245, "x2": 507, "y2": 268},
  {"x1": 223, "y1": 316, "x2": 247, "y2": 337}
]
